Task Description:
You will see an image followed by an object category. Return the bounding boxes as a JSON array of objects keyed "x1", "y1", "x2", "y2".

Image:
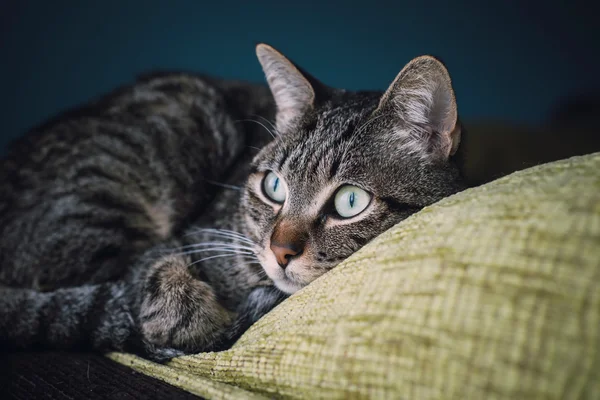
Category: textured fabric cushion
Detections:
[{"x1": 109, "y1": 152, "x2": 600, "y2": 399}]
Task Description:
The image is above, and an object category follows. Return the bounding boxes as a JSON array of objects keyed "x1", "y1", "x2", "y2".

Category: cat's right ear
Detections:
[
  {"x1": 376, "y1": 55, "x2": 461, "y2": 162},
  {"x1": 256, "y1": 44, "x2": 316, "y2": 132}
]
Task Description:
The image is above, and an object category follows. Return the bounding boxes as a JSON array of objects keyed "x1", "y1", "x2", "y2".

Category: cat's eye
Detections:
[
  {"x1": 334, "y1": 185, "x2": 371, "y2": 218},
  {"x1": 262, "y1": 171, "x2": 287, "y2": 203}
]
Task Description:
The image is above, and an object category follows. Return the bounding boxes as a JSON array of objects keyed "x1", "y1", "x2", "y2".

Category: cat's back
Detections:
[
  {"x1": 2, "y1": 73, "x2": 235, "y2": 184},
  {"x1": 0, "y1": 72, "x2": 272, "y2": 288},
  {"x1": 0, "y1": 72, "x2": 268, "y2": 218}
]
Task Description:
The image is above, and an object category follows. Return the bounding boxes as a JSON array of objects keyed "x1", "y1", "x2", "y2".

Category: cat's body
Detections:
[
  {"x1": 0, "y1": 45, "x2": 466, "y2": 360},
  {"x1": 0, "y1": 73, "x2": 281, "y2": 359}
]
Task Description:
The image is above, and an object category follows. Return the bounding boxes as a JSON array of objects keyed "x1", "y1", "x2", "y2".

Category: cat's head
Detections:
[{"x1": 243, "y1": 44, "x2": 465, "y2": 294}]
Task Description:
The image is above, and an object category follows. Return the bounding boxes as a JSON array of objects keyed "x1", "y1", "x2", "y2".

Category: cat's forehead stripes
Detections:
[{"x1": 279, "y1": 101, "x2": 375, "y2": 181}]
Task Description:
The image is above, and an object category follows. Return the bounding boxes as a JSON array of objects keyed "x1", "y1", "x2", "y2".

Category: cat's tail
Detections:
[{"x1": 0, "y1": 282, "x2": 139, "y2": 353}]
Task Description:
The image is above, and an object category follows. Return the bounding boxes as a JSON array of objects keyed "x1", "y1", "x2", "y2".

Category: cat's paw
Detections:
[{"x1": 139, "y1": 254, "x2": 233, "y2": 353}]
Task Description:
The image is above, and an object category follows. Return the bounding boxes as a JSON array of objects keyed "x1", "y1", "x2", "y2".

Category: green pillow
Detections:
[{"x1": 109, "y1": 152, "x2": 600, "y2": 399}]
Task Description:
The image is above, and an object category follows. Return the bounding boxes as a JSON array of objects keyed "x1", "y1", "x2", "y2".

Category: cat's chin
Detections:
[
  {"x1": 257, "y1": 254, "x2": 305, "y2": 294},
  {"x1": 263, "y1": 267, "x2": 305, "y2": 294},
  {"x1": 272, "y1": 277, "x2": 304, "y2": 295}
]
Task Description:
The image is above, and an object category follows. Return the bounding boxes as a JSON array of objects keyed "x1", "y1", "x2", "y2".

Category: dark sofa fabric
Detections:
[{"x1": 0, "y1": 352, "x2": 202, "y2": 399}]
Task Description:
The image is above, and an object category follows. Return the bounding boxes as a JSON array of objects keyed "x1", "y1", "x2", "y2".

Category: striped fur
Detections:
[{"x1": 0, "y1": 44, "x2": 466, "y2": 361}]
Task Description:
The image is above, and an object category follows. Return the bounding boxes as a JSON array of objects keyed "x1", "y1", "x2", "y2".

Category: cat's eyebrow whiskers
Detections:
[
  {"x1": 235, "y1": 118, "x2": 277, "y2": 139},
  {"x1": 254, "y1": 114, "x2": 279, "y2": 135}
]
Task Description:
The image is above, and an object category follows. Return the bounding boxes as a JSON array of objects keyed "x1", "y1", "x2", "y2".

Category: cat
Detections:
[{"x1": 0, "y1": 43, "x2": 466, "y2": 361}]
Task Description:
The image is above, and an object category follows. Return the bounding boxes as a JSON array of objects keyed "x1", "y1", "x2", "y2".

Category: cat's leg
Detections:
[
  {"x1": 0, "y1": 280, "x2": 137, "y2": 352},
  {"x1": 0, "y1": 241, "x2": 229, "y2": 361},
  {"x1": 136, "y1": 250, "x2": 234, "y2": 356}
]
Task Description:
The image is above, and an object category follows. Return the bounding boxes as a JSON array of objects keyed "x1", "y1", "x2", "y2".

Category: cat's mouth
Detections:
[{"x1": 256, "y1": 251, "x2": 308, "y2": 294}]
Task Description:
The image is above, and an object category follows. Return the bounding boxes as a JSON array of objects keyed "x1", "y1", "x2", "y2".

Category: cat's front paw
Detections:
[{"x1": 139, "y1": 254, "x2": 233, "y2": 353}]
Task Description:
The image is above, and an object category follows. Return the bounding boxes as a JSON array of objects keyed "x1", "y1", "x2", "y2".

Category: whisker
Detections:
[
  {"x1": 184, "y1": 228, "x2": 255, "y2": 246},
  {"x1": 187, "y1": 253, "x2": 244, "y2": 268},
  {"x1": 204, "y1": 180, "x2": 242, "y2": 191},
  {"x1": 201, "y1": 233, "x2": 254, "y2": 246},
  {"x1": 211, "y1": 228, "x2": 255, "y2": 240},
  {"x1": 196, "y1": 228, "x2": 256, "y2": 245},
  {"x1": 178, "y1": 246, "x2": 254, "y2": 254},
  {"x1": 253, "y1": 268, "x2": 269, "y2": 280},
  {"x1": 174, "y1": 242, "x2": 255, "y2": 252},
  {"x1": 177, "y1": 248, "x2": 254, "y2": 257},
  {"x1": 235, "y1": 118, "x2": 276, "y2": 139},
  {"x1": 254, "y1": 115, "x2": 278, "y2": 135}
]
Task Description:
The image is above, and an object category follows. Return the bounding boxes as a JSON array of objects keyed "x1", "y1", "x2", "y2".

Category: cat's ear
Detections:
[
  {"x1": 256, "y1": 43, "x2": 316, "y2": 132},
  {"x1": 377, "y1": 55, "x2": 461, "y2": 161}
]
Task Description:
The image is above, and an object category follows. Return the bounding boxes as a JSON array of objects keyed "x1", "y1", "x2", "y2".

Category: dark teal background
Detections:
[{"x1": 1, "y1": 1, "x2": 597, "y2": 151}]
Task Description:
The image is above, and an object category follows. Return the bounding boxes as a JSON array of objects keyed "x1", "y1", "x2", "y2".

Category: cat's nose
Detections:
[
  {"x1": 270, "y1": 242, "x2": 303, "y2": 269},
  {"x1": 270, "y1": 219, "x2": 308, "y2": 269}
]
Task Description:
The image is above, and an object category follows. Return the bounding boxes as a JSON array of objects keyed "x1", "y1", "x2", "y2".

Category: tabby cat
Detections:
[{"x1": 0, "y1": 44, "x2": 466, "y2": 361}]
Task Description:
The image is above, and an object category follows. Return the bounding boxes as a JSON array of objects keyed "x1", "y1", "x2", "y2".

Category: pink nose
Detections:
[{"x1": 270, "y1": 242, "x2": 302, "y2": 269}]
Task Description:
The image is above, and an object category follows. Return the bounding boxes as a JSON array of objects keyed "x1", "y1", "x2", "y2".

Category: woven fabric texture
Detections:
[
  {"x1": 109, "y1": 152, "x2": 600, "y2": 399},
  {"x1": 0, "y1": 351, "x2": 203, "y2": 400}
]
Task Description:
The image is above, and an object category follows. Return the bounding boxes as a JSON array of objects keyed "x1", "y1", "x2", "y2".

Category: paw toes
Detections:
[{"x1": 139, "y1": 254, "x2": 232, "y2": 353}]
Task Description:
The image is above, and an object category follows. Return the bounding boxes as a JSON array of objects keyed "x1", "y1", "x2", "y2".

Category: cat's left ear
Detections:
[
  {"x1": 256, "y1": 44, "x2": 318, "y2": 133},
  {"x1": 376, "y1": 55, "x2": 461, "y2": 161}
]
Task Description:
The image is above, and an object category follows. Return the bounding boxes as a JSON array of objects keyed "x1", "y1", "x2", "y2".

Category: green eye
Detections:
[
  {"x1": 262, "y1": 171, "x2": 287, "y2": 203},
  {"x1": 334, "y1": 185, "x2": 371, "y2": 218}
]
